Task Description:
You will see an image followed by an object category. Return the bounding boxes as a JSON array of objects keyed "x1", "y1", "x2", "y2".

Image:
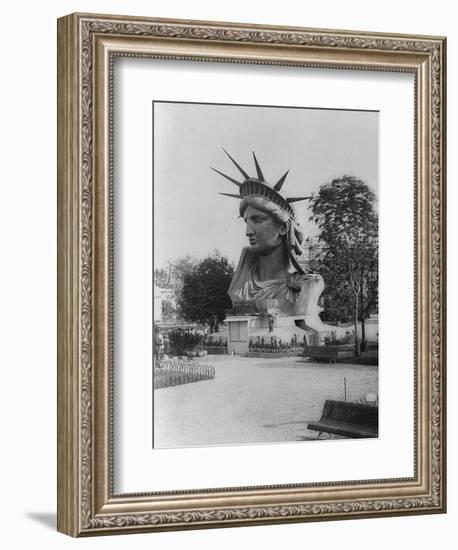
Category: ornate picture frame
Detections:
[{"x1": 57, "y1": 12, "x2": 446, "y2": 536}]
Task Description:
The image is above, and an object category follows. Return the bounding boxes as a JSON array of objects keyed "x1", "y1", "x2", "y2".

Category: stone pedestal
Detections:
[{"x1": 225, "y1": 312, "x2": 338, "y2": 355}]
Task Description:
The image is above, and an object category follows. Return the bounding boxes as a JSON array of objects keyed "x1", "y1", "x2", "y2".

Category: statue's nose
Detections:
[{"x1": 246, "y1": 223, "x2": 255, "y2": 236}]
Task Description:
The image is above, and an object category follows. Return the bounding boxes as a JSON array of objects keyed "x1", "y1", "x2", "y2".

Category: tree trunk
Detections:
[
  {"x1": 360, "y1": 314, "x2": 367, "y2": 352},
  {"x1": 354, "y1": 293, "x2": 361, "y2": 357},
  {"x1": 359, "y1": 272, "x2": 367, "y2": 351},
  {"x1": 360, "y1": 296, "x2": 367, "y2": 352}
]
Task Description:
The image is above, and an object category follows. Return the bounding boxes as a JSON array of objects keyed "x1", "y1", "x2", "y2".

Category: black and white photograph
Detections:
[{"x1": 152, "y1": 101, "x2": 379, "y2": 448}]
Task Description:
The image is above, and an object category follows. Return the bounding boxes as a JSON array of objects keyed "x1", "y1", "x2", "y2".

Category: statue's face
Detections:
[{"x1": 243, "y1": 205, "x2": 286, "y2": 256}]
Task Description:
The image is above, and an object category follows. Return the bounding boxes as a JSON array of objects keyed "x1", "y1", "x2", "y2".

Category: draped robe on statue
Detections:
[{"x1": 228, "y1": 247, "x2": 325, "y2": 317}]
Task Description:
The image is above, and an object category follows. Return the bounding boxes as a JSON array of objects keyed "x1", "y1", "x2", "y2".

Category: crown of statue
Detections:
[{"x1": 211, "y1": 149, "x2": 311, "y2": 221}]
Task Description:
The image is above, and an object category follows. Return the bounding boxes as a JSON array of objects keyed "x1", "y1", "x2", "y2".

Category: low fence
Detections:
[
  {"x1": 154, "y1": 359, "x2": 215, "y2": 389},
  {"x1": 204, "y1": 345, "x2": 228, "y2": 355}
]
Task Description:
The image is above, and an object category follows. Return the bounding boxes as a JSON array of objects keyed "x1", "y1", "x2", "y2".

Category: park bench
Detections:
[{"x1": 307, "y1": 399, "x2": 378, "y2": 439}]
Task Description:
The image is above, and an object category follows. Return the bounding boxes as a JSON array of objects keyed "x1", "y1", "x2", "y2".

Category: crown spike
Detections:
[
  {"x1": 286, "y1": 196, "x2": 313, "y2": 203},
  {"x1": 274, "y1": 170, "x2": 289, "y2": 191},
  {"x1": 211, "y1": 167, "x2": 242, "y2": 188},
  {"x1": 219, "y1": 192, "x2": 241, "y2": 199},
  {"x1": 222, "y1": 148, "x2": 249, "y2": 179},
  {"x1": 252, "y1": 152, "x2": 264, "y2": 181}
]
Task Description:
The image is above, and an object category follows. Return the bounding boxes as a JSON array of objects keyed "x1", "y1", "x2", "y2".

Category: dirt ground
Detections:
[{"x1": 153, "y1": 355, "x2": 378, "y2": 448}]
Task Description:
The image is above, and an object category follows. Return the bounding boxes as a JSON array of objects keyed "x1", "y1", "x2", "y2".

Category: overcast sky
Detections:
[{"x1": 154, "y1": 101, "x2": 378, "y2": 267}]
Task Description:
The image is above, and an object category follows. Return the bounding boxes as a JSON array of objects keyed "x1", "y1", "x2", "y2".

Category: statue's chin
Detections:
[{"x1": 250, "y1": 243, "x2": 283, "y2": 257}]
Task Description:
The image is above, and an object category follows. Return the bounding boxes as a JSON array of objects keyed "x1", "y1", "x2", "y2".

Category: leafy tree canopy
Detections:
[
  {"x1": 179, "y1": 251, "x2": 234, "y2": 325},
  {"x1": 309, "y1": 176, "x2": 377, "y2": 247}
]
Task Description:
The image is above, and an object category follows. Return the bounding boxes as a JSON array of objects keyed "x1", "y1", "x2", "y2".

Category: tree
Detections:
[
  {"x1": 179, "y1": 252, "x2": 234, "y2": 325},
  {"x1": 154, "y1": 255, "x2": 198, "y2": 322},
  {"x1": 308, "y1": 176, "x2": 378, "y2": 356}
]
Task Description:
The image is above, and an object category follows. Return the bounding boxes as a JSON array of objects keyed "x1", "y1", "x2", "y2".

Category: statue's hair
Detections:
[{"x1": 239, "y1": 196, "x2": 290, "y2": 225}]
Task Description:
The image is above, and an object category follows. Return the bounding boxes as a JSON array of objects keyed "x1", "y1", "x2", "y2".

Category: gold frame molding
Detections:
[{"x1": 57, "y1": 12, "x2": 446, "y2": 537}]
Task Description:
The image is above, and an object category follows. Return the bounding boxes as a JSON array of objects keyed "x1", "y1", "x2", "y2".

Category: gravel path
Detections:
[{"x1": 153, "y1": 355, "x2": 378, "y2": 448}]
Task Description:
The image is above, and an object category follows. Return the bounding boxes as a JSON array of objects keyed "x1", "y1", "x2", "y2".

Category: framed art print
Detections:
[{"x1": 57, "y1": 13, "x2": 446, "y2": 536}]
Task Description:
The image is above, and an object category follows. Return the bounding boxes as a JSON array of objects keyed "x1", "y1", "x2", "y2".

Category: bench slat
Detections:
[{"x1": 307, "y1": 420, "x2": 377, "y2": 438}]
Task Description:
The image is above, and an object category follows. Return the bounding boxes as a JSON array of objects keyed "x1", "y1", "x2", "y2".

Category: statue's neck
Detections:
[{"x1": 255, "y1": 245, "x2": 290, "y2": 281}]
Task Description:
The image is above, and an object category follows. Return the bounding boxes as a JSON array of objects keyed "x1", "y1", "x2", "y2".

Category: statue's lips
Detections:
[{"x1": 248, "y1": 239, "x2": 257, "y2": 245}]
